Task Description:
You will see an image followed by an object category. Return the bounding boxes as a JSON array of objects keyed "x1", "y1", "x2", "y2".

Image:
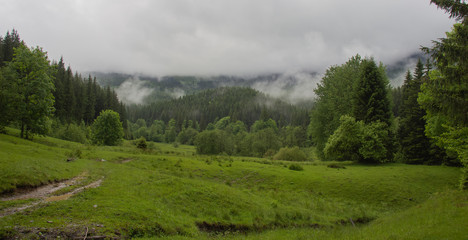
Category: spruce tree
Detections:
[
  {"x1": 84, "y1": 76, "x2": 96, "y2": 124},
  {"x1": 398, "y1": 60, "x2": 433, "y2": 164},
  {"x1": 352, "y1": 58, "x2": 394, "y2": 161},
  {"x1": 352, "y1": 59, "x2": 392, "y2": 125}
]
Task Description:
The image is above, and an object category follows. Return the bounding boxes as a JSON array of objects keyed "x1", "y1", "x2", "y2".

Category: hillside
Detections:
[
  {"x1": 0, "y1": 129, "x2": 465, "y2": 239},
  {"x1": 126, "y1": 87, "x2": 311, "y2": 129}
]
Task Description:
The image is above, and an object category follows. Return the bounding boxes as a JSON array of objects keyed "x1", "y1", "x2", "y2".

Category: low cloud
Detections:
[
  {"x1": 165, "y1": 88, "x2": 186, "y2": 99},
  {"x1": 252, "y1": 72, "x2": 321, "y2": 104},
  {"x1": 115, "y1": 77, "x2": 153, "y2": 105}
]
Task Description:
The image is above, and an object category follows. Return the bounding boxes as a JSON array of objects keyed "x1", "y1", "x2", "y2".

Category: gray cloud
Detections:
[
  {"x1": 252, "y1": 72, "x2": 321, "y2": 104},
  {"x1": 115, "y1": 77, "x2": 153, "y2": 105},
  {"x1": 0, "y1": 0, "x2": 455, "y2": 76}
]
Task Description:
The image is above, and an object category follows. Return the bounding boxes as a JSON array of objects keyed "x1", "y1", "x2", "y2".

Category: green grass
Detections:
[{"x1": 0, "y1": 129, "x2": 465, "y2": 239}]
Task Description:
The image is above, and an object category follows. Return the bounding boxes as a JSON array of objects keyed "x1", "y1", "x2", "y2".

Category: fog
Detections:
[{"x1": 115, "y1": 77, "x2": 153, "y2": 105}]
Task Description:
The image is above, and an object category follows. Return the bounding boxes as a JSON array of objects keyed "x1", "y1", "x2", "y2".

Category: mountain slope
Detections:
[{"x1": 126, "y1": 87, "x2": 310, "y2": 129}]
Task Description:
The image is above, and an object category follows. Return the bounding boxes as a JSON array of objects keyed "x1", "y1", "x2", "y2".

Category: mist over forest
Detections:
[{"x1": 92, "y1": 52, "x2": 423, "y2": 106}]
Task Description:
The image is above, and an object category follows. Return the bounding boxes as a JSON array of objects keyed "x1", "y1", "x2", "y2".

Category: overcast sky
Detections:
[{"x1": 0, "y1": 0, "x2": 455, "y2": 76}]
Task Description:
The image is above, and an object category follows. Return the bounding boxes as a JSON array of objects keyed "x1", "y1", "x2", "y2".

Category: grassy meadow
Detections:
[{"x1": 0, "y1": 128, "x2": 466, "y2": 239}]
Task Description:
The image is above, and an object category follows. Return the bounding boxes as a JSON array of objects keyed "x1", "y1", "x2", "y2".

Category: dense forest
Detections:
[{"x1": 126, "y1": 87, "x2": 310, "y2": 130}]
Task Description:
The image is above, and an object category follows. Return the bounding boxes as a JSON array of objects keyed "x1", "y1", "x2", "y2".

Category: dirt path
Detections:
[{"x1": 0, "y1": 174, "x2": 103, "y2": 217}]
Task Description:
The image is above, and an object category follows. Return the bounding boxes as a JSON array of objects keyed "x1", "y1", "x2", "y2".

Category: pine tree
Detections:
[
  {"x1": 0, "y1": 29, "x2": 23, "y2": 67},
  {"x1": 353, "y1": 59, "x2": 392, "y2": 125},
  {"x1": 398, "y1": 60, "x2": 433, "y2": 164},
  {"x1": 53, "y1": 57, "x2": 66, "y2": 121},
  {"x1": 420, "y1": 0, "x2": 468, "y2": 188},
  {"x1": 84, "y1": 76, "x2": 95, "y2": 124},
  {"x1": 352, "y1": 58, "x2": 394, "y2": 161},
  {"x1": 63, "y1": 67, "x2": 76, "y2": 123}
]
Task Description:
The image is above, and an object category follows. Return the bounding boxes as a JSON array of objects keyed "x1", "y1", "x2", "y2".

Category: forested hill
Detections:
[{"x1": 126, "y1": 87, "x2": 310, "y2": 130}]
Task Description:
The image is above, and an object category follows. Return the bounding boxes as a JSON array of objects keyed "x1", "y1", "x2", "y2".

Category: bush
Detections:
[
  {"x1": 66, "y1": 148, "x2": 82, "y2": 159},
  {"x1": 91, "y1": 110, "x2": 124, "y2": 146},
  {"x1": 327, "y1": 163, "x2": 346, "y2": 169},
  {"x1": 273, "y1": 146, "x2": 307, "y2": 161},
  {"x1": 194, "y1": 130, "x2": 234, "y2": 155},
  {"x1": 288, "y1": 164, "x2": 304, "y2": 171},
  {"x1": 136, "y1": 137, "x2": 147, "y2": 149},
  {"x1": 51, "y1": 122, "x2": 88, "y2": 144},
  {"x1": 324, "y1": 115, "x2": 390, "y2": 163}
]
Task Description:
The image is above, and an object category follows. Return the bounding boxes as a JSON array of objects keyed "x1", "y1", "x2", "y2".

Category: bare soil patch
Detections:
[{"x1": 0, "y1": 173, "x2": 103, "y2": 217}]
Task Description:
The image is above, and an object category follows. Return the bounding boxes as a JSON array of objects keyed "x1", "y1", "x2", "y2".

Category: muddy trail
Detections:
[{"x1": 0, "y1": 173, "x2": 103, "y2": 217}]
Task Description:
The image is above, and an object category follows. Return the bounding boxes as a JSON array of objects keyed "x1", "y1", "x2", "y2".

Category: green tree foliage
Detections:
[
  {"x1": 273, "y1": 146, "x2": 307, "y2": 161},
  {"x1": 148, "y1": 120, "x2": 165, "y2": 142},
  {"x1": 397, "y1": 61, "x2": 446, "y2": 165},
  {"x1": 324, "y1": 115, "x2": 362, "y2": 162},
  {"x1": 0, "y1": 68, "x2": 13, "y2": 132},
  {"x1": 2, "y1": 45, "x2": 55, "y2": 139},
  {"x1": 91, "y1": 110, "x2": 124, "y2": 146},
  {"x1": 177, "y1": 127, "x2": 199, "y2": 145},
  {"x1": 136, "y1": 137, "x2": 147, "y2": 149},
  {"x1": 420, "y1": 0, "x2": 468, "y2": 188},
  {"x1": 50, "y1": 121, "x2": 88, "y2": 144},
  {"x1": 0, "y1": 29, "x2": 23, "y2": 67},
  {"x1": 391, "y1": 86, "x2": 403, "y2": 118},
  {"x1": 52, "y1": 57, "x2": 125, "y2": 128},
  {"x1": 324, "y1": 115, "x2": 390, "y2": 163},
  {"x1": 352, "y1": 59, "x2": 392, "y2": 125},
  {"x1": 308, "y1": 55, "x2": 363, "y2": 157},
  {"x1": 239, "y1": 128, "x2": 282, "y2": 157},
  {"x1": 352, "y1": 58, "x2": 394, "y2": 161},
  {"x1": 126, "y1": 87, "x2": 310, "y2": 130},
  {"x1": 194, "y1": 129, "x2": 234, "y2": 155},
  {"x1": 165, "y1": 119, "x2": 177, "y2": 143},
  {"x1": 251, "y1": 118, "x2": 278, "y2": 133},
  {"x1": 281, "y1": 126, "x2": 308, "y2": 147}
]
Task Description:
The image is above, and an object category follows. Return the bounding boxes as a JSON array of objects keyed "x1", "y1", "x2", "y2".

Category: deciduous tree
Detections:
[{"x1": 91, "y1": 110, "x2": 124, "y2": 146}]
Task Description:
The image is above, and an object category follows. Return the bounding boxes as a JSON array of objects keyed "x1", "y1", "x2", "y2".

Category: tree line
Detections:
[{"x1": 126, "y1": 87, "x2": 310, "y2": 131}]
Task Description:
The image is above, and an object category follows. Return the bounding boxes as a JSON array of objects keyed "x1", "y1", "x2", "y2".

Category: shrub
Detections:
[
  {"x1": 324, "y1": 115, "x2": 390, "y2": 163},
  {"x1": 273, "y1": 146, "x2": 307, "y2": 161},
  {"x1": 327, "y1": 163, "x2": 346, "y2": 169},
  {"x1": 52, "y1": 122, "x2": 88, "y2": 144},
  {"x1": 136, "y1": 137, "x2": 147, "y2": 149},
  {"x1": 194, "y1": 130, "x2": 234, "y2": 155},
  {"x1": 288, "y1": 164, "x2": 304, "y2": 171}
]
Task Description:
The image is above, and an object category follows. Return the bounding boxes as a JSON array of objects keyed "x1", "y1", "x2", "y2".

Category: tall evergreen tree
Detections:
[
  {"x1": 352, "y1": 58, "x2": 394, "y2": 161},
  {"x1": 420, "y1": 0, "x2": 468, "y2": 188},
  {"x1": 0, "y1": 29, "x2": 23, "y2": 67},
  {"x1": 53, "y1": 57, "x2": 66, "y2": 121},
  {"x1": 398, "y1": 61, "x2": 433, "y2": 164},
  {"x1": 352, "y1": 59, "x2": 392, "y2": 125},
  {"x1": 84, "y1": 75, "x2": 96, "y2": 124}
]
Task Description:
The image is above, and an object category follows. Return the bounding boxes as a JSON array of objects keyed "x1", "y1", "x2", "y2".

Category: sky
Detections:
[{"x1": 0, "y1": 0, "x2": 455, "y2": 77}]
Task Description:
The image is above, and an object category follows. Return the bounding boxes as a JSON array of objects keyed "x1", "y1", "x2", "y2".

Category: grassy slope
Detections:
[{"x1": 0, "y1": 130, "x2": 465, "y2": 239}]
